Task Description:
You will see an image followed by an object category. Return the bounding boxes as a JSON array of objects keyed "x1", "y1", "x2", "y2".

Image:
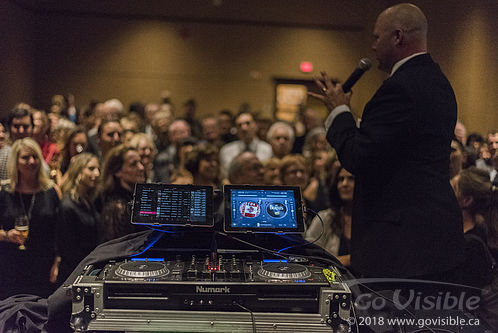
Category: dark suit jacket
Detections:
[{"x1": 326, "y1": 54, "x2": 464, "y2": 278}]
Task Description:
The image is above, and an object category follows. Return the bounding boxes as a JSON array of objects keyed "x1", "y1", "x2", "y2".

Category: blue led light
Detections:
[
  {"x1": 130, "y1": 231, "x2": 164, "y2": 257},
  {"x1": 131, "y1": 258, "x2": 164, "y2": 262},
  {"x1": 262, "y1": 259, "x2": 288, "y2": 263},
  {"x1": 277, "y1": 246, "x2": 292, "y2": 253}
]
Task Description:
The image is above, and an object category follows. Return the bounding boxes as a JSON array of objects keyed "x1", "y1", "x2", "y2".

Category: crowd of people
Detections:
[{"x1": 0, "y1": 93, "x2": 496, "y2": 300}]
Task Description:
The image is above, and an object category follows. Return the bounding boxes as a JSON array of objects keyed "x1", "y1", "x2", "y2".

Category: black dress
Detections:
[
  {"x1": 56, "y1": 196, "x2": 100, "y2": 285},
  {"x1": 98, "y1": 183, "x2": 146, "y2": 242},
  {"x1": 462, "y1": 226, "x2": 495, "y2": 288},
  {"x1": 0, "y1": 187, "x2": 59, "y2": 299}
]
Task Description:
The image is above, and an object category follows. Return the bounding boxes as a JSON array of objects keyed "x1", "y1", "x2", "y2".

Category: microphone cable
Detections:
[{"x1": 232, "y1": 301, "x2": 257, "y2": 333}]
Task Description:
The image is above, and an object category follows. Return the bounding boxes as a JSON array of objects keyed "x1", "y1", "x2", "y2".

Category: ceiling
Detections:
[{"x1": 10, "y1": 0, "x2": 379, "y2": 31}]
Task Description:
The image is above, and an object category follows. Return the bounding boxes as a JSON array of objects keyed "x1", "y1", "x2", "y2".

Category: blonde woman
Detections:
[
  {"x1": 0, "y1": 138, "x2": 60, "y2": 299},
  {"x1": 57, "y1": 153, "x2": 100, "y2": 284}
]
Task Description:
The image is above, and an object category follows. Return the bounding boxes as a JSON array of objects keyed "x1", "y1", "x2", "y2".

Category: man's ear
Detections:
[
  {"x1": 393, "y1": 28, "x2": 408, "y2": 48},
  {"x1": 115, "y1": 170, "x2": 122, "y2": 179}
]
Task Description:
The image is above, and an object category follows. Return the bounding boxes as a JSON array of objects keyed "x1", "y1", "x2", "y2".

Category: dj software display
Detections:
[{"x1": 70, "y1": 184, "x2": 353, "y2": 332}]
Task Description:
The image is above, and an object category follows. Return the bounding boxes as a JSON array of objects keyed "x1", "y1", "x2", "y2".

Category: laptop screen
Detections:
[
  {"x1": 131, "y1": 183, "x2": 214, "y2": 227},
  {"x1": 224, "y1": 185, "x2": 304, "y2": 233}
]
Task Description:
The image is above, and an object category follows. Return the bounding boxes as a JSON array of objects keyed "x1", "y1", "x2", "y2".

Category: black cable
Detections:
[
  {"x1": 217, "y1": 227, "x2": 347, "y2": 270},
  {"x1": 276, "y1": 207, "x2": 325, "y2": 253},
  {"x1": 290, "y1": 209, "x2": 438, "y2": 333},
  {"x1": 232, "y1": 301, "x2": 256, "y2": 333},
  {"x1": 149, "y1": 220, "x2": 438, "y2": 333},
  {"x1": 349, "y1": 299, "x2": 361, "y2": 333},
  {"x1": 216, "y1": 231, "x2": 288, "y2": 260},
  {"x1": 218, "y1": 229, "x2": 440, "y2": 333}
]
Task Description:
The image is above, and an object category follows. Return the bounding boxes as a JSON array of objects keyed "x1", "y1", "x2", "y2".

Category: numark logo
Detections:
[{"x1": 195, "y1": 286, "x2": 231, "y2": 293}]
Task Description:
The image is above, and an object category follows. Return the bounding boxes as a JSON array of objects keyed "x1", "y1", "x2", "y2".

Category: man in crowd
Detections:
[
  {"x1": 91, "y1": 119, "x2": 123, "y2": 161},
  {"x1": 485, "y1": 129, "x2": 498, "y2": 185},
  {"x1": 219, "y1": 111, "x2": 272, "y2": 178},
  {"x1": 8, "y1": 106, "x2": 33, "y2": 142},
  {"x1": 267, "y1": 121, "x2": 294, "y2": 159},
  {"x1": 181, "y1": 99, "x2": 202, "y2": 139},
  {"x1": 201, "y1": 116, "x2": 223, "y2": 149},
  {"x1": 228, "y1": 152, "x2": 265, "y2": 185},
  {"x1": 217, "y1": 109, "x2": 237, "y2": 144},
  {"x1": 0, "y1": 107, "x2": 35, "y2": 182},
  {"x1": 153, "y1": 119, "x2": 191, "y2": 183}
]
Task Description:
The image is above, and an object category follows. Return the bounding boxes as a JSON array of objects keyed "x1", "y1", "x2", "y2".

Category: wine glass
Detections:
[{"x1": 14, "y1": 216, "x2": 29, "y2": 250}]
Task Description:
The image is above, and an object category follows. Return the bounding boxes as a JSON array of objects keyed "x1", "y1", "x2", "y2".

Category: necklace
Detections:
[{"x1": 19, "y1": 192, "x2": 36, "y2": 221}]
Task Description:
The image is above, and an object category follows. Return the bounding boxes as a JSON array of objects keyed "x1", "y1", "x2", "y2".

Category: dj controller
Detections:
[{"x1": 71, "y1": 251, "x2": 352, "y2": 332}]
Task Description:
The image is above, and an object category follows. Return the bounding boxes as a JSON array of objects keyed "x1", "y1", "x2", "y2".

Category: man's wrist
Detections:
[{"x1": 325, "y1": 105, "x2": 351, "y2": 131}]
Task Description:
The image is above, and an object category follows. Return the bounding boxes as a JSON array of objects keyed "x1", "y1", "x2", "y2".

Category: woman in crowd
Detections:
[
  {"x1": 452, "y1": 167, "x2": 498, "y2": 287},
  {"x1": 32, "y1": 109, "x2": 59, "y2": 164},
  {"x1": 450, "y1": 137, "x2": 465, "y2": 180},
  {"x1": 57, "y1": 153, "x2": 100, "y2": 285},
  {"x1": 185, "y1": 144, "x2": 221, "y2": 188},
  {"x1": 305, "y1": 165, "x2": 354, "y2": 267},
  {"x1": 305, "y1": 149, "x2": 337, "y2": 213},
  {"x1": 50, "y1": 115, "x2": 76, "y2": 148},
  {"x1": 170, "y1": 168, "x2": 194, "y2": 185},
  {"x1": 263, "y1": 157, "x2": 281, "y2": 185},
  {"x1": 59, "y1": 127, "x2": 88, "y2": 175},
  {"x1": 280, "y1": 154, "x2": 309, "y2": 189},
  {"x1": 99, "y1": 144, "x2": 145, "y2": 242},
  {"x1": 174, "y1": 136, "x2": 199, "y2": 171},
  {"x1": 302, "y1": 127, "x2": 330, "y2": 159},
  {"x1": 128, "y1": 133, "x2": 157, "y2": 183},
  {"x1": 279, "y1": 154, "x2": 313, "y2": 226},
  {"x1": 121, "y1": 114, "x2": 144, "y2": 144},
  {"x1": 0, "y1": 138, "x2": 60, "y2": 299}
]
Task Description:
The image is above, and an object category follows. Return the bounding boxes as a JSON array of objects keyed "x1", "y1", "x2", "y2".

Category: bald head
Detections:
[
  {"x1": 373, "y1": 3, "x2": 428, "y2": 72},
  {"x1": 383, "y1": 3, "x2": 427, "y2": 40},
  {"x1": 228, "y1": 152, "x2": 265, "y2": 185}
]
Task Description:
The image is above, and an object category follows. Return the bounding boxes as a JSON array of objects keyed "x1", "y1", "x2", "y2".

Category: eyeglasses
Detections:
[{"x1": 12, "y1": 124, "x2": 32, "y2": 131}]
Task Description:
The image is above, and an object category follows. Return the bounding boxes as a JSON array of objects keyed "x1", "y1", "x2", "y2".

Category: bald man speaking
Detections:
[{"x1": 311, "y1": 3, "x2": 463, "y2": 281}]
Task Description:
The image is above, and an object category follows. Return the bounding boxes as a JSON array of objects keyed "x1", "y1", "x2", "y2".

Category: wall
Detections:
[
  {"x1": 418, "y1": 0, "x2": 498, "y2": 135},
  {"x1": 1, "y1": 0, "x2": 496, "y2": 135},
  {"x1": 31, "y1": 15, "x2": 369, "y2": 118},
  {"x1": 0, "y1": 1, "x2": 34, "y2": 118}
]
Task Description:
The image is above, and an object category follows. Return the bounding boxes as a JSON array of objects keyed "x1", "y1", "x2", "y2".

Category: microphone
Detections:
[{"x1": 341, "y1": 58, "x2": 372, "y2": 93}]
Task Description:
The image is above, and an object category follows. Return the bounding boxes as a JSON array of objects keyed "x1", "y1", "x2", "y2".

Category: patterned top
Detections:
[{"x1": 0, "y1": 145, "x2": 11, "y2": 181}]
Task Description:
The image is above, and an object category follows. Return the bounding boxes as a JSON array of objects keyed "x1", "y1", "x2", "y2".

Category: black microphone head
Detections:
[{"x1": 359, "y1": 58, "x2": 372, "y2": 71}]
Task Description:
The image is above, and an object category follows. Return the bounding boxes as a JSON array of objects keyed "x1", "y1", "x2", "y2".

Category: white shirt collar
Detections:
[
  {"x1": 390, "y1": 52, "x2": 427, "y2": 76},
  {"x1": 240, "y1": 138, "x2": 258, "y2": 150}
]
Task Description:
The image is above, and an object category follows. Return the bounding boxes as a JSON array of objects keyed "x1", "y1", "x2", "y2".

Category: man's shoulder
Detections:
[
  {"x1": 255, "y1": 138, "x2": 271, "y2": 148},
  {"x1": 393, "y1": 54, "x2": 443, "y2": 80},
  {"x1": 220, "y1": 140, "x2": 240, "y2": 152},
  {"x1": 0, "y1": 145, "x2": 11, "y2": 156},
  {"x1": 398, "y1": 53, "x2": 434, "y2": 70},
  {"x1": 385, "y1": 54, "x2": 452, "y2": 98}
]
